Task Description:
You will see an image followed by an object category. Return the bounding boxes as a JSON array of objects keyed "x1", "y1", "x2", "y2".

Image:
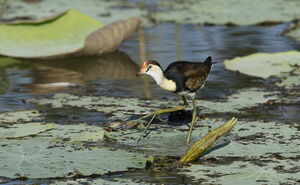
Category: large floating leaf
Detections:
[
  {"x1": 0, "y1": 9, "x2": 140, "y2": 59},
  {"x1": 0, "y1": 0, "x2": 5, "y2": 18},
  {"x1": 43, "y1": 124, "x2": 105, "y2": 143},
  {"x1": 0, "y1": 123, "x2": 54, "y2": 139},
  {"x1": 153, "y1": 0, "x2": 300, "y2": 25},
  {"x1": 0, "y1": 123, "x2": 149, "y2": 178},
  {"x1": 0, "y1": 9, "x2": 103, "y2": 58},
  {"x1": 224, "y1": 51, "x2": 300, "y2": 88},
  {"x1": 0, "y1": 138, "x2": 148, "y2": 178}
]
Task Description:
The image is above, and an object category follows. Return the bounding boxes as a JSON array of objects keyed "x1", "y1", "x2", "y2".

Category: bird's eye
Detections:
[{"x1": 146, "y1": 65, "x2": 152, "y2": 72}]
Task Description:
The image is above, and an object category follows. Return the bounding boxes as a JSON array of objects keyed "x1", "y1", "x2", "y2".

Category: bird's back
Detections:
[{"x1": 164, "y1": 56, "x2": 212, "y2": 93}]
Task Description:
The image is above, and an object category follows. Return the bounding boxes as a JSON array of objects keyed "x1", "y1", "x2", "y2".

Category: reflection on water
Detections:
[
  {"x1": 0, "y1": 68, "x2": 8, "y2": 94},
  {"x1": 22, "y1": 51, "x2": 139, "y2": 94},
  {"x1": 1, "y1": 23, "x2": 300, "y2": 108}
]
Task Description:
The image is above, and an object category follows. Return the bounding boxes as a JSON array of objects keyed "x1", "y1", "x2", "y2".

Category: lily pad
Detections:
[
  {"x1": 0, "y1": 123, "x2": 149, "y2": 178},
  {"x1": 0, "y1": 122, "x2": 54, "y2": 139},
  {"x1": 41, "y1": 124, "x2": 106, "y2": 143},
  {"x1": 0, "y1": 110, "x2": 42, "y2": 124},
  {"x1": 0, "y1": 9, "x2": 140, "y2": 58},
  {"x1": 224, "y1": 51, "x2": 300, "y2": 88},
  {"x1": 28, "y1": 88, "x2": 278, "y2": 120},
  {"x1": 0, "y1": 138, "x2": 148, "y2": 178},
  {"x1": 0, "y1": 0, "x2": 5, "y2": 18},
  {"x1": 50, "y1": 178, "x2": 141, "y2": 185},
  {"x1": 153, "y1": 0, "x2": 300, "y2": 25},
  {"x1": 2, "y1": 0, "x2": 149, "y2": 26},
  {"x1": 106, "y1": 118, "x2": 235, "y2": 156}
]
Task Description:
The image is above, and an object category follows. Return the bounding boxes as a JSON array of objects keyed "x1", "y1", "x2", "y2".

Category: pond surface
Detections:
[
  {"x1": 1, "y1": 22, "x2": 300, "y2": 184},
  {"x1": 1, "y1": 23, "x2": 299, "y2": 115}
]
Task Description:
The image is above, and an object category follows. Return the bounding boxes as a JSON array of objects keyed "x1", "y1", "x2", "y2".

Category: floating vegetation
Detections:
[
  {"x1": 28, "y1": 87, "x2": 279, "y2": 121},
  {"x1": 283, "y1": 21, "x2": 300, "y2": 42},
  {"x1": 0, "y1": 9, "x2": 140, "y2": 58},
  {"x1": 224, "y1": 51, "x2": 300, "y2": 89},
  {"x1": 2, "y1": 0, "x2": 149, "y2": 25},
  {"x1": 0, "y1": 122, "x2": 149, "y2": 179},
  {"x1": 153, "y1": 0, "x2": 300, "y2": 25}
]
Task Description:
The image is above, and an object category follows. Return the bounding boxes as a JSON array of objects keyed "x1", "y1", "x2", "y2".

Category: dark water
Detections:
[{"x1": 1, "y1": 23, "x2": 300, "y2": 184}]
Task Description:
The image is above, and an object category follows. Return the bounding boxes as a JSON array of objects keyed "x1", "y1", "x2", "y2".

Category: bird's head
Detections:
[{"x1": 136, "y1": 60, "x2": 163, "y2": 77}]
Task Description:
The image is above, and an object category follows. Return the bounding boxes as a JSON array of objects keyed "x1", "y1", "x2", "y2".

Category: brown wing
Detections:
[{"x1": 184, "y1": 63, "x2": 209, "y2": 92}]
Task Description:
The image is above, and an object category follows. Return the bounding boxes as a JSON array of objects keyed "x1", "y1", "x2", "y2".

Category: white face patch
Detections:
[{"x1": 144, "y1": 65, "x2": 176, "y2": 92}]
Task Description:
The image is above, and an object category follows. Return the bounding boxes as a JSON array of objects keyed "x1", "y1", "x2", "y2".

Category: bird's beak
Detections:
[
  {"x1": 136, "y1": 68, "x2": 145, "y2": 77},
  {"x1": 136, "y1": 61, "x2": 148, "y2": 77},
  {"x1": 136, "y1": 71, "x2": 142, "y2": 77}
]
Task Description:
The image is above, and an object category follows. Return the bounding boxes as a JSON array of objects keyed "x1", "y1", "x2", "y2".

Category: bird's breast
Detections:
[{"x1": 159, "y1": 79, "x2": 177, "y2": 92}]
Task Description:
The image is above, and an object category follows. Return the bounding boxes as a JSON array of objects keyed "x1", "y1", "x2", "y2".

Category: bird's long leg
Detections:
[
  {"x1": 138, "y1": 96, "x2": 188, "y2": 123},
  {"x1": 186, "y1": 97, "x2": 197, "y2": 143},
  {"x1": 137, "y1": 96, "x2": 188, "y2": 143}
]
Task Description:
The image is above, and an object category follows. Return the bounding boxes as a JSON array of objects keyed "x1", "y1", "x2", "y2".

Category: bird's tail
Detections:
[{"x1": 204, "y1": 56, "x2": 213, "y2": 68}]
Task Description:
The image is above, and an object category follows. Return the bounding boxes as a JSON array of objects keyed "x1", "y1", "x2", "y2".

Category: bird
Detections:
[{"x1": 136, "y1": 56, "x2": 213, "y2": 143}]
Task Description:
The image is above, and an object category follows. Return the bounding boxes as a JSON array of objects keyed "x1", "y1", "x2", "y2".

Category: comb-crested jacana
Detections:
[{"x1": 136, "y1": 56, "x2": 213, "y2": 143}]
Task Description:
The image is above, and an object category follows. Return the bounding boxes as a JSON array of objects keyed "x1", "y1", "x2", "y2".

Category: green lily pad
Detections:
[
  {"x1": 0, "y1": 123, "x2": 55, "y2": 139},
  {"x1": 224, "y1": 51, "x2": 300, "y2": 88},
  {"x1": 0, "y1": 110, "x2": 42, "y2": 124},
  {"x1": 0, "y1": 123, "x2": 54, "y2": 139},
  {"x1": 0, "y1": 123, "x2": 149, "y2": 178},
  {"x1": 153, "y1": 0, "x2": 300, "y2": 25},
  {"x1": 0, "y1": 9, "x2": 102, "y2": 58},
  {"x1": 0, "y1": 138, "x2": 148, "y2": 179},
  {"x1": 0, "y1": 9, "x2": 140, "y2": 58},
  {"x1": 41, "y1": 124, "x2": 106, "y2": 143}
]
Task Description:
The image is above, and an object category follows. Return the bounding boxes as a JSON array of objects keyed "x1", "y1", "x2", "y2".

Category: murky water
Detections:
[{"x1": 1, "y1": 22, "x2": 300, "y2": 184}]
